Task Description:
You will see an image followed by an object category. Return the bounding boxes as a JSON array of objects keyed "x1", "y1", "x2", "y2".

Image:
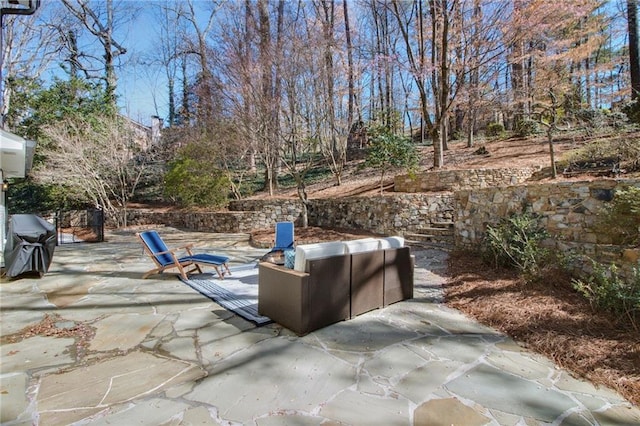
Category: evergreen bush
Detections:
[
  {"x1": 596, "y1": 186, "x2": 640, "y2": 246},
  {"x1": 482, "y1": 211, "x2": 550, "y2": 277},
  {"x1": 573, "y1": 260, "x2": 640, "y2": 331},
  {"x1": 485, "y1": 122, "x2": 505, "y2": 138},
  {"x1": 164, "y1": 158, "x2": 230, "y2": 208},
  {"x1": 514, "y1": 119, "x2": 540, "y2": 137}
]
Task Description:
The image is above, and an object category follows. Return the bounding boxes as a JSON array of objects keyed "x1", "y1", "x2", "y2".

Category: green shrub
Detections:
[
  {"x1": 485, "y1": 122, "x2": 505, "y2": 138},
  {"x1": 572, "y1": 260, "x2": 640, "y2": 331},
  {"x1": 596, "y1": 186, "x2": 640, "y2": 246},
  {"x1": 563, "y1": 135, "x2": 640, "y2": 167},
  {"x1": 514, "y1": 119, "x2": 540, "y2": 137},
  {"x1": 164, "y1": 158, "x2": 230, "y2": 208},
  {"x1": 366, "y1": 131, "x2": 419, "y2": 193},
  {"x1": 606, "y1": 111, "x2": 629, "y2": 129},
  {"x1": 622, "y1": 99, "x2": 640, "y2": 124},
  {"x1": 575, "y1": 108, "x2": 607, "y2": 129},
  {"x1": 7, "y1": 178, "x2": 87, "y2": 214},
  {"x1": 482, "y1": 211, "x2": 550, "y2": 276}
]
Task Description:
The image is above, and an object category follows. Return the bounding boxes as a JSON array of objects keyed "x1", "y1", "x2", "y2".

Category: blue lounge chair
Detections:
[
  {"x1": 137, "y1": 230, "x2": 231, "y2": 280},
  {"x1": 272, "y1": 221, "x2": 295, "y2": 252}
]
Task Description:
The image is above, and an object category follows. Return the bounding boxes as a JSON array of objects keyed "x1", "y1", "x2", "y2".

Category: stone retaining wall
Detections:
[
  {"x1": 455, "y1": 178, "x2": 640, "y2": 278},
  {"x1": 309, "y1": 194, "x2": 454, "y2": 235},
  {"x1": 123, "y1": 210, "x2": 256, "y2": 233},
  {"x1": 394, "y1": 167, "x2": 537, "y2": 192},
  {"x1": 122, "y1": 194, "x2": 454, "y2": 237},
  {"x1": 120, "y1": 175, "x2": 638, "y2": 279}
]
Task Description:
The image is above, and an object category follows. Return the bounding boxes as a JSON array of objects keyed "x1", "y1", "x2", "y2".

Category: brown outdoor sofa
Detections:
[{"x1": 258, "y1": 237, "x2": 413, "y2": 335}]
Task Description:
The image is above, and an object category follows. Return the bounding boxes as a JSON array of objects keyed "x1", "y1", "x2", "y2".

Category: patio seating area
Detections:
[{"x1": 1, "y1": 227, "x2": 639, "y2": 425}]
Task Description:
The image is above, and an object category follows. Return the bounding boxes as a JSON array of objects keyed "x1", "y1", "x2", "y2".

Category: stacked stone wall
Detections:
[
  {"x1": 395, "y1": 168, "x2": 537, "y2": 192},
  {"x1": 122, "y1": 194, "x2": 453, "y2": 237},
  {"x1": 119, "y1": 173, "x2": 638, "y2": 279},
  {"x1": 309, "y1": 194, "x2": 454, "y2": 235},
  {"x1": 454, "y1": 178, "x2": 640, "y2": 279}
]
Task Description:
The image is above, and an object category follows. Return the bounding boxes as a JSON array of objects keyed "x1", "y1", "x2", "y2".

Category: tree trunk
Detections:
[
  {"x1": 548, "y1": 127, "x2": 557, "y2": 179},
  {"x1": 628, "y1": 0, "x2": 640, "y2": 99},
  {"x1": 258, "y1": 0, "x2": 278, "y2": 194},
  {"x1": 344, "y1": 0, "x2": 355, "y2": 127}
]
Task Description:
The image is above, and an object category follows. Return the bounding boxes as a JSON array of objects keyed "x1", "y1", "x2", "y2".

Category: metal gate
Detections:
[{"x1": 56, "y1": 208, "x2": 104, "y2": 244}]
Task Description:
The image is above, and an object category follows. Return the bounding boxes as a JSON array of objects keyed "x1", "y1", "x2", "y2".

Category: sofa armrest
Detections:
[
  {"x1": 258, "y1": 254, "x2": 351, "y2": 335},
  {"x1": 258, "y1": 262, "x2": 309, "y2": 335}
]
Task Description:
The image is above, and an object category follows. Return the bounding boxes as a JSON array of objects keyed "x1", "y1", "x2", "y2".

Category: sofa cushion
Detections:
[
  {"x1": 294, "y1": 241, "x2": 346, "y2": 272},
  {"x1": 378, "y1": 236, "x2": 404, "y2": 249},
  {"x1": 343, "y1": 238, "x2": 381, "y2": 254}
]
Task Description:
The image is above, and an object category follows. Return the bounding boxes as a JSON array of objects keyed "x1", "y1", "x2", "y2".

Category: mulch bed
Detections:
[{"x1": 445, "y1": 249, "x2": 640, "y2": 407}]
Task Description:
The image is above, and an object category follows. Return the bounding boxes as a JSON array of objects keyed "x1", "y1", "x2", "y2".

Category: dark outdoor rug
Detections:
[{"x1": 180, "y1": 262, "x2": 271, "y2": 325}]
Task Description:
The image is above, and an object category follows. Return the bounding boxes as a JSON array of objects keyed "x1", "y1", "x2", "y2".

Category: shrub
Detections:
[
  {"x1": 573, "y1": 260, "x2": 640, "y2": 331},
  {"x1": 563, "y1": 135, "x2": 640, "y2": 167},
  {"x1": 164, "y1": 157, "x2": 230, "y2": 208},
  {"x1": 366, "y1": 131, "x2": 419, "y2": 193},
  {"x1": 485, "y1": 122, "x2": 505, "y2": 138},
  {"x1": 605, "y1": 111, "x2": 629, "y2": 129},
  {"x1": 482, "y1": 211, "x2": 550, "y2": 277},
  {"x1": 514, "y1": 119, "x2": 540, "y2": 137},
  {"x1": 575, "y1": 108, "x2": 607, "y2": 129},
  {"x1": 622, "y1": 99, "x2": 640, "y2": 124},
  {"x1": 596, "y1": 186, "x2": 640, "y2": 246}
]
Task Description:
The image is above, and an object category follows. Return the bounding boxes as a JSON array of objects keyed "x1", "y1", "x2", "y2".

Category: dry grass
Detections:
[{"x1": 445, "y1": 250, "x2": 640, "y2": 406}]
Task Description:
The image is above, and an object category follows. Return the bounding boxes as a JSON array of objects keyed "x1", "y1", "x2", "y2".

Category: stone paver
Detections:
[{"x1": 1, "y1": 228, "x2": 638, "y2": 425}]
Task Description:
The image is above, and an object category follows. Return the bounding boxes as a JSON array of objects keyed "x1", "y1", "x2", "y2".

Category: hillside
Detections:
[{"x1": 250, "y1": 129, "x2": 639, "y2": 200}]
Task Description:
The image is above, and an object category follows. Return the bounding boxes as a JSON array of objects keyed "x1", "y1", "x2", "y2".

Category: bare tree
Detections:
[
  {"x1": 518, "y1": 0, "x2": 605, "y2": 177},
  {"x1": 1, "y1": 3, "x2": 62, "y2": 127},
  {"x1": 148, "y1": 1, "x2": 189, "y2": 126},
  {"x1": 37, "y1": 114, "x2": 146, "y2": 227},
  {"x1": 391, "y1": 0, "x2": 457, "y2": 168},
  {"x1": 178, "y1": 0, "x2": 222, "y2": 124},
  {"x1": 59, "y1": 0, "x2": 132, "y2": 105},
  {"x1": 312, "y1": 0, "x2": 350, "y2": 185},
  {"x1": 343, "y1": 0, "x2": 356, "y2": 127}
]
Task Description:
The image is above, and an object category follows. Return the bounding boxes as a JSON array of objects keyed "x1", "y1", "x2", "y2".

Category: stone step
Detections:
[
  {"x1": 404, "y1": 232, "x2": 454, "y2": 248},
  {"x1": 411, "y1": 227, "x2": 455, "y2": 237},
  {"x1": 405, "y1": 238, "x2": 453, "y2": 251},
  {"x1": 430, "y1": 221, "x2": 454, "y2": 229}
]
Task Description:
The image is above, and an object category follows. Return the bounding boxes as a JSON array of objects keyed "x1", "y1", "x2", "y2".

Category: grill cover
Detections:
[{"x1": 4, "y1": 214, "x2": 56, "y2": 278}]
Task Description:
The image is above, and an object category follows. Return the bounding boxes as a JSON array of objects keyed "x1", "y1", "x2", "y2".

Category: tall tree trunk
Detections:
[
  {"x1": 104, "y1": 0, "x2": 116, "y2": 105},
  {"x1": 258, "y1": 0, "x2": 274, "y2": 194},
  {"x1": 391, "y1": 0, "x2": 435, "y2": 159},
  {"x1": 467, "y1": 0, "x2": 481, "y2": 147},
  {"x1": 344, "y1": 0, "x2": 355, "y2": 127},
  {"x1": 181, "y1": 56, "x2": 189, "y2": 121},
  {"x1": 243, "y1": 0, "x2": 257, "y2": 173},
  {"x1": 430, "y1": 0, "x2": 444, "y2": 167},
  {"x1": 628, "y1": 0, "x2": 640, "y2": 99}
]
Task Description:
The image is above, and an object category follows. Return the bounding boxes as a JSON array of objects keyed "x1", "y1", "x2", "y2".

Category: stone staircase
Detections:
[{"x1": 404, "y1": 221, "x2": 454, "y2": 250}]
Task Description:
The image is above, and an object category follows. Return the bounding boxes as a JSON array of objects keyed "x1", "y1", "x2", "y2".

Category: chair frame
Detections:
[{"x1": 136, "y1": 231, "x2": 230, "y2": 280}]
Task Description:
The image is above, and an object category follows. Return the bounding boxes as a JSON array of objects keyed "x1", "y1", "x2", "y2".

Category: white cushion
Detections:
[
  {"x1": 378, "y1": 236, "x2": 405, "y2": 249},
  {"x1": 343, "y1": 238, "x2": 381, "y2": 254},
  {"x1": 293, "y1": 241, "x2": 346, "y2": 272}
]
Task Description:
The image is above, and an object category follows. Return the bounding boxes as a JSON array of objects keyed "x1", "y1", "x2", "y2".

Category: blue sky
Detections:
[
  {"x1": 116, "y1": 6, "x2": 169, "y2": 126},
  {"x1": 36, "y1": 1, "x2": 182, "y2": 126}
]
